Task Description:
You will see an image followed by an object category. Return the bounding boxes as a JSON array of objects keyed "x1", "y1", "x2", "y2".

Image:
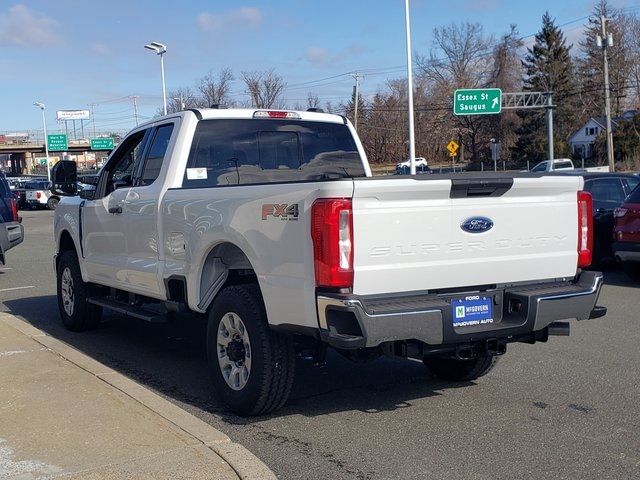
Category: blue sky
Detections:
[{"x1": 0, "y1": 0, "x2": 635, "y2": 134}]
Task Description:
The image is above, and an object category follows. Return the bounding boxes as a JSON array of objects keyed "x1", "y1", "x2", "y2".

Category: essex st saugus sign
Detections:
[{"x1": 453, "y1": 88, "x2": 502, "y2": 116}]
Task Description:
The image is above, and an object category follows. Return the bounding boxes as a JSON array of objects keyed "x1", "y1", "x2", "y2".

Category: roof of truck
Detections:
[{"x1": 139, "y1": 108, "x2": 349, "y2": 128}]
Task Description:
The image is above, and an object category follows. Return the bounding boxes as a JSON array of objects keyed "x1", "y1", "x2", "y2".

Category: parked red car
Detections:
[{"x1": 613, "y1": 185, "x2": 640, "y2": 281}]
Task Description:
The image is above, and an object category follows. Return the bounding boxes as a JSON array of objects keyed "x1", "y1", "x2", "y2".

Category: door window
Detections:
[
  {"x1": 139, "y1": 124, "x2": 174, "y2": 186},
  {"x1": 622, "y1": 177, "x2": 640, "y2": 196},
  {"x1": 95, "y1": 130, "x2": 148, "y2": 198},
  {"x1": 585, "y1": 178, "x2": 625, "y2": 207}
]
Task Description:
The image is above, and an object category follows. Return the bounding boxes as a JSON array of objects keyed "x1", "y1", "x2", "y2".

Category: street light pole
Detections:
[
  {"x1": 404, "y1": 0, "x2": 417, "y2": 176},
  {"x1": 597, "y1": 16, "x2": 615, "y2": 172},
  {"x1": 144, "y1": 41, "x2": 167, "y2": 115},
  {"x1": 33, "y1": 102, "x2": 50, "y2": 183}
]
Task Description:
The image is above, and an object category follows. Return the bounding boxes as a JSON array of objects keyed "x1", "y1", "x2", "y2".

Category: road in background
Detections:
[{"x1": 2, "y1": 211, "x2": 639, "y2": 480}]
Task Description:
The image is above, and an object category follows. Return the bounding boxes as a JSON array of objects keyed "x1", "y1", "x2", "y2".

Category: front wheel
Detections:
[
  {"x1": 206, "y1": 284, "x2": 295, "y2": 416},
  {"x1": 56, "y1": 250, "x2": 102, "y2": 331},
  {"x1": 423, "y1": 355, "x2": 499, "y2": 382},
  {"x1": 47, "y1": 197, "x2": 59, "y2": 210}
]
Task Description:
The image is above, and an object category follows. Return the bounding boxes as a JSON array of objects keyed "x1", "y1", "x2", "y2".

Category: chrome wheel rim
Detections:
[
  {"x1": 61, "y1": 267, "x2": 75, "y2": 317},
  {"x1": 217, "y1": 312, "x2": 252, "y2": 391}
]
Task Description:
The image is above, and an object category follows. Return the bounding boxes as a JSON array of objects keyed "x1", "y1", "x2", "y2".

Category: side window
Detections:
[
  {"x1": 623, "y1": 177, "x2": 640, "y2": 196},
  {"x1": 95, "y1": 130, "x2": 148, "y2": 198},
  {"x1": 585, "y1": 178, "x2": 625, "y2": 205},
  {"x1": 627, "y1": 184, "x2": 640, "y2": 203},
  {"x1": 139, "y1": 124, "x2": 174, "y2": 186}
]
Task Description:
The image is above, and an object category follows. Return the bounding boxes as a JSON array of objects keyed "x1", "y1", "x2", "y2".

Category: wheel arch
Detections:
[
  {"x1": 55, "y1": 229, "x2": 83, "y2": 274},
  {"x1": 197, "y1": 241, "x2": 260, "y2": 312}
]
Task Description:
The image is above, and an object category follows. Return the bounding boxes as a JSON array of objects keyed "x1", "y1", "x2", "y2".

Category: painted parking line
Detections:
[
  {"x1": 0, "y1": 286, "x2": 35, "y2": 293},
  {"x1": 0, "y1": 267, "x2": 13, "y2": 271}
]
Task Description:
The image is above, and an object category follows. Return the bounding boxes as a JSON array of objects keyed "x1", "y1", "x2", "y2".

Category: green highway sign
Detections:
[
  {"x1": 47, "y1": 134, "x2": 68, "y2": 151},
  {"x1": 453, "y1": 88, "x2": 502, "y2": 115},
  {"x1": 36, "y1": 157, "x2": 48, "y2": 166},
  {"x1": 91, "y1": 137, "x2": 114, "y2": 150}
]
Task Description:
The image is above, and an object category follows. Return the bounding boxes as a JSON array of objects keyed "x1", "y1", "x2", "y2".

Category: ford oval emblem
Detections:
[{"x1": 461, "y1": 217, "x2": 494, "y2": 233}]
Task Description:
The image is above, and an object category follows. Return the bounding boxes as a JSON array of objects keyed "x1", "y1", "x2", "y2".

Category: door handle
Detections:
[{"x1": 108, "y1": 205, "x2": 123, "y2": 214}]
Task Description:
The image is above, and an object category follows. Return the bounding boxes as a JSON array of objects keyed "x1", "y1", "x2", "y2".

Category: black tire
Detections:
[
  {"x1": 206, "y1": 284, "x2": 295, "y2": 416},
  {"x1": 56, "y1": 250, "x2": 102, "y2": 331},
  {"x1": 47, "y1": 197, "x2": 59, "y2": 210},
  {"x1": 423, "y1": 355, "x2": 499, "y2": 382},
  {"x1": 623, "y1": 262, "x2": 640, "y2": 282}
]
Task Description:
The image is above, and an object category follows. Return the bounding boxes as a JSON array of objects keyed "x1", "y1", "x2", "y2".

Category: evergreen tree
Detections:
[{"x1": 515, "y1": 12, "x2": 576, "y2": 164}]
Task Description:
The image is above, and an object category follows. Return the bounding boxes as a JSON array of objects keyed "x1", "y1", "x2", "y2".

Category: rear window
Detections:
[
  {"x1": 25, "y1": 181, "x2": 49, "y2": 190},
  {"x1": 182, "y1": 119, "x2": 365, "y2": 187},
  {"x1": 627, "y1": 184, "x2": 640, "y2": 203}
]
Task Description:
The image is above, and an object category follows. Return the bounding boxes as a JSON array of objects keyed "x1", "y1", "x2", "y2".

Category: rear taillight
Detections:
[
  {"x1": 577, "y1": 191, "x2": 593, "y2": 268},
  {"x1": 311, "y1": 198, "x2": 353, "y2": 288},
  {"x1": 36, "y1": 191, "x2": 41, "y2": 199},
  {"x1": 9, "y1": 197, "x2": 18, "y2": 222},
  {"x1": 613, "y1": 207, "x2": 628, "y2": 218}
]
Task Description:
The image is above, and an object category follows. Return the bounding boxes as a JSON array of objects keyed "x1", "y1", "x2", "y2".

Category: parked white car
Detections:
[{"x1": 53, "y1": 108, "x2": 607, "y2": 415}]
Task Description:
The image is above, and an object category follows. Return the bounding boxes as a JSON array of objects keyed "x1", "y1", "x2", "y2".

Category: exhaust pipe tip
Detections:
[{"x1": 548, "y1": 321, "x2": 570, "y2": 336}]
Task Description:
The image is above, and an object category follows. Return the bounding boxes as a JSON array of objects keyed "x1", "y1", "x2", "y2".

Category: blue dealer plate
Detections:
[{"x1": 451, "y1": 296, "x2": 494, "y2": 328}]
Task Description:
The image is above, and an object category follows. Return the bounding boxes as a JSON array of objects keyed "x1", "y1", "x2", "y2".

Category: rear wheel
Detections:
[
  {"x1": 623, "y1": 262, "x2": 640, "y2": 282},
  {"x1": 56, "y1": 250, "x2": 102, "y2": 331},
  {"x1": 423, "y1": 355, "x2": 499, "y2": 382},
  {"x1": 206, "y1": 284, "x2": 295, "y2": 416},
  {"x1": 47, "y1": 197, "x2": 59, "y2": 210}
]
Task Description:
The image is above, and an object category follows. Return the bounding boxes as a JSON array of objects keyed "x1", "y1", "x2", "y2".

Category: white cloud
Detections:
[
  {"x1": 305, "y1": 47, "x2": 329, "y2": 65},
  {"x1": 304, "y1": 44, "x2": 365, "y2": 67},
  {"x1": 0, "y1": 4, "x2": 60, "y2": 47},
  {"x1": 348, "y1": 44, "x2": 366, "y2": 56},
  {"x1": 91, "y1": 43, "x2": 111, "y2": 56},
  {"x1": 197, "y1": 7, "x2": 262, "y2": 32}
]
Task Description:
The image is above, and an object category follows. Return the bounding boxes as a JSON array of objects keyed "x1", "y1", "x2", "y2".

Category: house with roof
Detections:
[{"x1": 569, "y1": 110, "x2": 636, "y2": 160}]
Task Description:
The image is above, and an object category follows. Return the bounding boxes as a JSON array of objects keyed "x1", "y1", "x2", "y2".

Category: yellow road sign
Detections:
[{"x1": 446, "y1": 140, "x2": 459, "y2": 156}]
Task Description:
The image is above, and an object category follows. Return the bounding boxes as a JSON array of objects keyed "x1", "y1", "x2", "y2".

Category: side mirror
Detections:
[
  {"x1": 51, "y1": 160, "x2": 78, "y2": 196},
  {"x1": 51, "y1": 160, "x2": 77, "y2": 184},
  {"x1": 79, "y1": 189, "x2": 95, "y2": 200}
]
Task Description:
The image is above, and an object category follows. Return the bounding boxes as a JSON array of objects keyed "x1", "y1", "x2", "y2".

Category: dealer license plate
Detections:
[{"x1": 451, "y1": 296, "x2": 494, "y2": 328}]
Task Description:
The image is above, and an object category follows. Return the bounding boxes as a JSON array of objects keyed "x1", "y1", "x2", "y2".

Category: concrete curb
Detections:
[{"x1": 0, "y1": 312, "x2": 277, "y2": 480}]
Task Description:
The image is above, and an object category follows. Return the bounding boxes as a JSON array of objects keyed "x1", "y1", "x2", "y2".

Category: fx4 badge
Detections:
[{"x1": 262, "y1": 204, "x2": 299, "y2": 221}]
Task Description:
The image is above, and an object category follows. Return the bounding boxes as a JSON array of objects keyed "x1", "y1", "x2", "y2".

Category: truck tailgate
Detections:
[{"x1": 351, "y1": 175, "x2": 582, "y2": 296}]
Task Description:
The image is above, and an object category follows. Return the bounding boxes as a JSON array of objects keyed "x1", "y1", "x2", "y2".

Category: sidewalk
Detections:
[{"x1": 0, "y1": 312, "x2": 276, "y2": 480}]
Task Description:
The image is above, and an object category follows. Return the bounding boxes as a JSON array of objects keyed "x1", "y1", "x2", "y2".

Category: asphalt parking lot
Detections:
[{"x1": 1, "y1": 210, "x2": 639, "y2": 480}]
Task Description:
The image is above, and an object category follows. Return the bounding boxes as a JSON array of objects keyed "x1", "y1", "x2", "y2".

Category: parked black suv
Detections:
[{"x1": 0, "y1": 171, "x2": 24, "y2": 265}]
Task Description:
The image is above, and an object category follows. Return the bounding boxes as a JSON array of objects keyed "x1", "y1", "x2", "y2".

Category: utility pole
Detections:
[
  {"x1": 404, "y1": 0, "x2": 417, "y2": 175},
  {"x1": 351, "y1": 71, "x2": 361, "y2": 131},
  {"x1": 598, "y1": 15, "x2": 615, "y2": 172},
  {"x1": 132, "y1": 96, "x2": 139, "y2": 126}
]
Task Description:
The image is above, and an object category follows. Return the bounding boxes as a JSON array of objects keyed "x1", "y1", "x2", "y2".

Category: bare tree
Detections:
[
  {"x1": 625, "y1": 13, "x2": 640, "y2": 108},
  {"x1": 416, "y1": 22, "x2": 495, "y2": 90},
  {"x1": 306, "y1": 92, "x2": 320, "y2": 109},
  {"x1": 198, "y1": 68, "x2": 235, "y2": 107},
  {"x1": 415, "y1": 22, "x2": 495, "y2": 162},
  {"x1": 166, "y1": 87, "x2": 198, "y2": 114},
  {"x1": 242, "y1": 69, "x2": 287, "y2": 108}
]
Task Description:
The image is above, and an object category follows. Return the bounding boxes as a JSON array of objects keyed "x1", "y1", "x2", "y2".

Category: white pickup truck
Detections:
[{"x1": 53, "y1": 108, "x2": 606, "y2": 415}]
